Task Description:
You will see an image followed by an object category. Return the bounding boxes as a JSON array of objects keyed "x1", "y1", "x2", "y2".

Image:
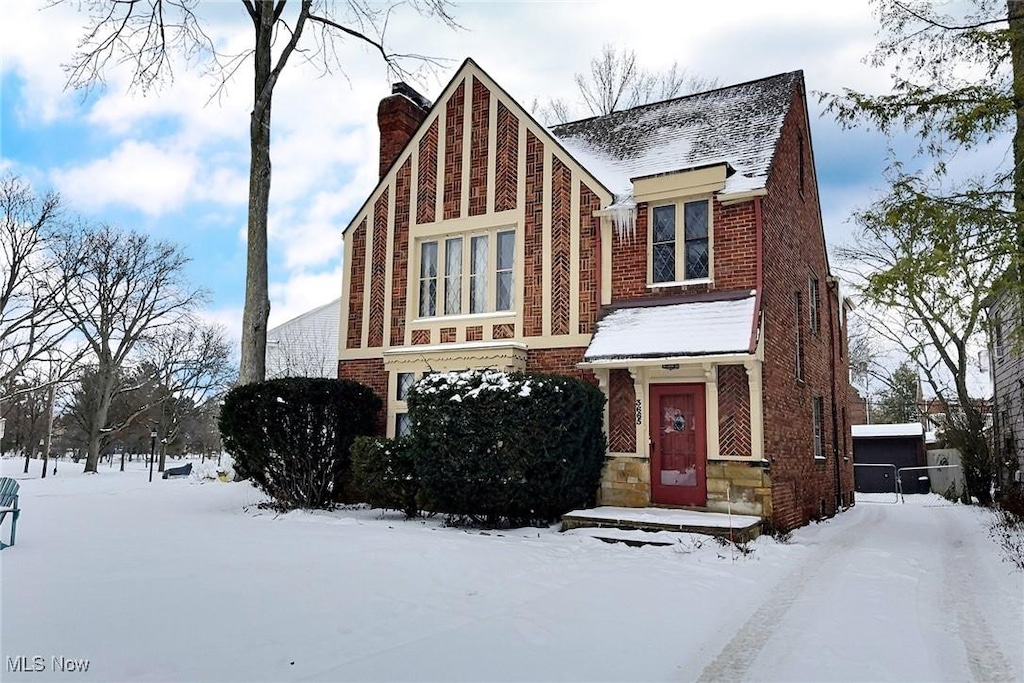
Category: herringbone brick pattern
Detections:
[
  {"x1": 346, "y1": 219, "x2": 367, "y2": 349},
  {"x1": 494, "y1": 102, "x2": 518, "y2": 212},
  {"x1": 469, "y1": 78, "x2": 490, "y2": 216},
  {"x1": 550, "y1": 157, "x2": 571, "y2": 336},
  {"x1": 524, "y1": 131, "x2": 544, "y2": 336},
  {"x1": 443, "y1": 81, "x2": 465, "y2": 220},
  {"x1": 417, "y1": 119, "x2": 438, "y2": 224},
  {"x1": 492, "y1": 323, "x2": 515, "y2": 339},
  {"x1": 411, "y1": 329, "x2": 431, "y2": 345},
  {"x1": 367, "y1": 189, "x2": 389, "y2": 348},
  {"x1": 578, "y1": 183, "x2": 600, "y2": 334},
  {"x1": 391, "y1": 160, "x2": 411, "y2": 346},
  {"x1": 717, "y1": 364, "x2": 751, "y2": 457},
  {"x1": 609, "y1": 369, "x2": 636, "y2": 453}
]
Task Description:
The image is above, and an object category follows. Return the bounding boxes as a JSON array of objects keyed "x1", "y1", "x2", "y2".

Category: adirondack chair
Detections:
[{"x1": 0, "y1": 477, "x2": 20, "y2": 549}]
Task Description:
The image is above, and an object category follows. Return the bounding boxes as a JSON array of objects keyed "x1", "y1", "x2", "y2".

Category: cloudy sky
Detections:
[{"x1": 1, "y1": 0, "x2": 922, "y2": 341}]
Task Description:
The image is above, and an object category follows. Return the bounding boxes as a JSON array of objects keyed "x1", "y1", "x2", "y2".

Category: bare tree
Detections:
[
  {"x1": 140, "y1": 319, "x2": 235, "y2": 470},
  {"x1": 52, "y1": 224, "x2": 205, "y2": 473},
  {"x1": 0, "y1": 175, "x2": 74, "y2": 389},
  {"x1": 840, "y1": 174, "x2": 1012, "y2": 503},
  {"x1": 60, "y1": 0, "x2": 458, "y2": 385}
]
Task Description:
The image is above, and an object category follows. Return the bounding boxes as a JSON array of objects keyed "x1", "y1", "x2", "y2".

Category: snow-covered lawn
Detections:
[{"x1": 1, "y1": 458, "x2": 1021, "y2": 682}]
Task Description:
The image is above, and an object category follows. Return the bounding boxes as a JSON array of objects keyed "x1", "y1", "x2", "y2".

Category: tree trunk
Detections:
[
  {"x1": 84, "y1": 370, "x2": 115, "y2": 473},
  {"x1": 237, "y1": 2, "x2": 276, "y2": 386},
  {"x1": 1010, "y1": 0, "x2": 1024, "y2": 287},
  {"x1": 40, "y1": 383, "x2": 55, "y2": 479}
]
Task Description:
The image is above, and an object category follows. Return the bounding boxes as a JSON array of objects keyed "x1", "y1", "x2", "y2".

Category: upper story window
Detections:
[
  {"x1": 418, "y1": 228, "x2": 515, "y2": 318},
  {"x1": 812, "y1": 396, "x2": 824, "y2": 459},
  {"x1": 994, "y1": 320, "x2": 1004, "y2": 361},
  {"x1": 808, "y1": 276, "x2": 820, "y2": 334},
  {"x1": 650, "y1": 199, "x2": 711, "y2": 285}
]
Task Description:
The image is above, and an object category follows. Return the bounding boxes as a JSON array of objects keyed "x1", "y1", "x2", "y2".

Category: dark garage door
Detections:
[{"x1": 854, "y1": 436, "x2": 927, "y2": 494}]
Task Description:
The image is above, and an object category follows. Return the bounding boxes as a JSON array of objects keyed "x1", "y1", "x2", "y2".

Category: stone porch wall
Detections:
[
  {"x1": 706, "y1": 461, "x2": 772, "y2": 517},
  {"x1": 598, "y1": 455, "x2": 651, "y2": 507}
]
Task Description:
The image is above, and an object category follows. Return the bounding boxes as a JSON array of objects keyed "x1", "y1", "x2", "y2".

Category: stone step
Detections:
[{"x1": 561, "y1": 505, "x2": 762, "y2": 542}]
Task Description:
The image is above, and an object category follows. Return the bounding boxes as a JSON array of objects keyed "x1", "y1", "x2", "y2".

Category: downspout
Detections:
[
  {"x1": 827, "y1": 278, "x2": 842, "y2": 512},
  {"x1": 749, "y1": 196, "x2": 764, "y2": 353}
]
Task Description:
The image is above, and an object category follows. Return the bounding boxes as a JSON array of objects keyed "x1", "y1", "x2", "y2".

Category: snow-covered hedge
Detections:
[
  {"x1": 406, "y1": 369, "x2": 606, "y2": 526},
  {"x1": 351, "y1": 435, "x2": 420, "y2": 518},
  {"x1": 219, "y1": 377, "x2": 381, "y2": 510}
]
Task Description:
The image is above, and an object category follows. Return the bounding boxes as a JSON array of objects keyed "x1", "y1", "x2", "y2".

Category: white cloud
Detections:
[
  {"x1": 51, "y1": 140, "x2": 197, "y2": 216},
  {"x1": 268, "y1": 267, "x2": 345, "y2": 328}
]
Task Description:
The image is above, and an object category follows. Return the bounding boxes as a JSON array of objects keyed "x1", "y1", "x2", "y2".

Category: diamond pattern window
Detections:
[
  {"x1": 650, "y1": 200, "x2": 711, "y2": 283},
  {"x1": 496, "y1": 230, "x2": 515, "y2": 311},
  {"x1": 470, "y1": 234, "x2": 489, "y2": 314},
  {"x1": 445, "y1": 237, "x2": 462, "y2": 315},
  {"x1": 418, "y1": 241, "x2": 438, "y2": 317}
]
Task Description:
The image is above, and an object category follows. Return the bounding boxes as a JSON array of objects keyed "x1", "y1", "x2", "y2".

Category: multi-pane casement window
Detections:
[
  {"x1": 651, "y1": 199, "x2": 711, "y2": 284},
  {"x1": 808, "y1": 276, "x2": 820, "y2": 334},
  {"x1": 394, "y1": 372, "x2": 416, "y2": 437},
  {"x1": 418, "y1": 228, "x2": 515, "y2": 318},
  {"x1": 812, "y1": 396, "x2": 824, "y2": 459}
]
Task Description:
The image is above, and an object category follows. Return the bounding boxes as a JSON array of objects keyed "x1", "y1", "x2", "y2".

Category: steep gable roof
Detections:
[{"x1": 550, "y1": 71, "x2": 802, "y2": 205}]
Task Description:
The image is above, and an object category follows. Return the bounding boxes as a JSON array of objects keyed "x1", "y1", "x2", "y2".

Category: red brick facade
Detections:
[
  {"x1": 338, "y1": 358, "x2": 387, "y2": 430},
  {"x1": 758, "y1": 87, "x2": 853, "y2": 530},
  {"x1": 443, "y1": 81, "x2": 465, "y2": 220},
  {"x1": 469, "y1": 78, "x2": 490, "y2": 217},
  {"x1": 339, "y1": 64, "x2": 850, "y2": 529},
  {"x1": 609, "y1": 369, "x2": 637, "y2": 453}
]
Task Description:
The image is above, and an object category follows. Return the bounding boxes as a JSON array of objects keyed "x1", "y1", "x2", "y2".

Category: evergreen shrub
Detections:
[
  {"x1": 407, "y1": 369, "x2": 606, "y2": 526},
  {"x1": 350, "y1": 435, "x2": 420, "y2": 518},
  {"x1": 218, "y1": 377, "x2": 381, "y2": 510}
]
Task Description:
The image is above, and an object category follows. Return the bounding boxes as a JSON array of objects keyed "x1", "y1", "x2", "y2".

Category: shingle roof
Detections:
[
  {"x1": 582, "y1": 291, "x2": 757, "y2": 362},
  {"x1": 550, "y1": 71, "x2": 801, "y2": 204}
]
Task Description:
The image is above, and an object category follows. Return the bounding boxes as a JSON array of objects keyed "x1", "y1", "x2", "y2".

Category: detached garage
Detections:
[{"x1": 852, "y1": 423, "x2": 927, "y2": 494}]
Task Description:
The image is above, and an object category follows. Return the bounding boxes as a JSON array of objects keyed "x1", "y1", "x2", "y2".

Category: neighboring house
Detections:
[
  {"x1": 851, "y1": 423, "x2": 927, "y2": 494},
  {"x1": 266, "y1": 298, "x2": 341, "y2": 379},
  {"x1": 986, "y1": 282, "x2": 1024, "y2": 482},
  {"x1": 338, "y1": 59, "x2": 853, "y2": 531}
]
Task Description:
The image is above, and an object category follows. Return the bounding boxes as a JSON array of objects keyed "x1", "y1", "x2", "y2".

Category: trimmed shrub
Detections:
[
  {"x1": 219, "y1": 377, "x2": 381, "y2": 510},
  {"x1": 351, "y1": 435, "x2": 420, "y2": 518},
  {"x1": 407, "y1": 369, "x2": 606, "y2": 526}
]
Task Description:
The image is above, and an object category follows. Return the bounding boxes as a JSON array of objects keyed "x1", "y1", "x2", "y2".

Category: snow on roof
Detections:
[
  {"x1": 550, "y1": 72, "x2": 800, "y2": 203},
  {"x1": 851, "y1": 423, "x2": 925, "y2": 439},
  {"x1": 583, "y1": 292, "x2": 756, "y2": 362}
]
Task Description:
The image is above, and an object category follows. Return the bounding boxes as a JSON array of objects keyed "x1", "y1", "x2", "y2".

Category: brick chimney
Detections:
[{"x1": 378, "y1": 82, "x2": 431, "y2": 178}]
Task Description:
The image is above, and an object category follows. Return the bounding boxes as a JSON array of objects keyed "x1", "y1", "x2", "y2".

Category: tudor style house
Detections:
[{"x1": 338, "y1": 59, "x2": 854, "y2": 531}]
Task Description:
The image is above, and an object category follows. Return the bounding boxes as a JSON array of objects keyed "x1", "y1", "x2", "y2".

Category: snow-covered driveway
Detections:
[{"x1": 1, "y1": 461, "x2": 1020, "y2": 682}]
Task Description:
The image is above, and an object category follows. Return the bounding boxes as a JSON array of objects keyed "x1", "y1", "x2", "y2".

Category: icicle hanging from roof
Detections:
[{"x1": 608, "y1": 199, "x2": 637, "y2": 241}]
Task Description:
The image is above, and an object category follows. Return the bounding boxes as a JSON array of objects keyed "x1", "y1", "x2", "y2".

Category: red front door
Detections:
[{"x1": 650, "y1": 384, "x2": 707, "y2": 507}]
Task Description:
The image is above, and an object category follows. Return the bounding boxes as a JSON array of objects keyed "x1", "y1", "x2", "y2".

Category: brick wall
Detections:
[
  {"x1": 526, "y1": 347, "x2": 596, "y2": 385},
  {"x1": 346, "y1": 219, "x2": 367, "y2": 349},
  {"x1": 524, "y1": 131, "x2": 544, "y2": 336},
  {"x1": 494, "y1": 102, "x2": 518, "y2": 212},
  {"x1": 377, "y1": 92, "x2": 428, "y2": 179},
  {"x1": 338, "y1": 358, "x2": 387, "y2": 434},
  {"x1": 579, "y1": 184, "x2": 601, "y2": 334},
  {"x1": 550, "y1": 157, "x2": 572, "y2": 335},
  {"x1": 417, "y1": 119, "x2": 438, "y2": 224},
  {"x1": 759, "y1": 85, "x2": 853, "y2": 527},
  {"x1": 608, "y1": 368, "x2": 636, "y2": 452},
  {"x1": 443, "y1": 81, "x2": 465, "y2": 220},
  {"x1": 717, "y1": 364, "x2": 751, "y2": 458},
  {"x1": 469, "y1": 78, "x2": 490, "y2": 216},
  {"x1": 368, "y1": 189, "x2": 389, "y2": 348},
  {"x1": 391, "y1": 160, "x2": 411, "y2": 346},
  {"x1": 609, "y1": 199, "x2": 758, "y2": 303}
]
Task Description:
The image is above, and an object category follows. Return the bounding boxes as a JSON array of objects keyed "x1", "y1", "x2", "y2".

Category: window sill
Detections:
[
  {"x1": 411, "y1": 311, "x2": 515, "y2": 325},
  {"x1": 646, "y1": 278, "x2": 713, "y2": 289},
  {"x1": 814, "y1": 456, "x2": 826, "y2": 463}
]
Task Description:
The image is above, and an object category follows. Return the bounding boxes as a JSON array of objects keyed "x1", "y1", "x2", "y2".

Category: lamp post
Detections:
[{"x1": 149, "y1": 429, "x2": 157, "y2": 483}]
